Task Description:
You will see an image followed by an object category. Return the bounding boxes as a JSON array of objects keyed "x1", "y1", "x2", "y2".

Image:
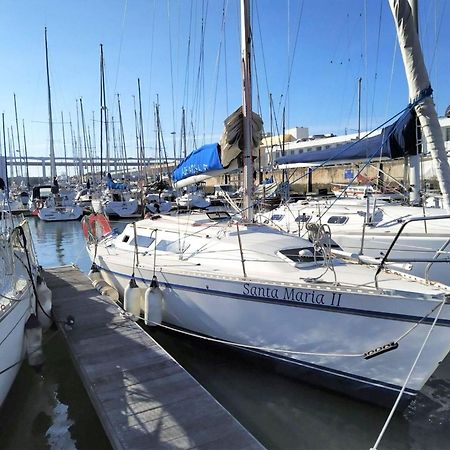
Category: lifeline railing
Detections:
[{"x1": 374, "y1": 214, "x2": 450, "y2": 288}]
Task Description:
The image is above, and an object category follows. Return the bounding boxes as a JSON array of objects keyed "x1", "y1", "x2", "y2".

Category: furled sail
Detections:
[
  {"x1": 389, "y1": 0, "x2": 450, "y2": 210},
  {"x1": 172, "y1": 106, "x2": 263, "y2": 188}
]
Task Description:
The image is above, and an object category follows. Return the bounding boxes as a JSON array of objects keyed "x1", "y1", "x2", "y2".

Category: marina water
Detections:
[{"x1": 0, "y1": 217, "x2": 449, "y2": 449}]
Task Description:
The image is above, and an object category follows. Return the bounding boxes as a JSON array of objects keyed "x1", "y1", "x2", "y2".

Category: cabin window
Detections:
[
  {"x1": 270, "y1": 214, "x2": 284, "y2": 222},
  {"x1": 446, "y1": 128, "x2": 450, "y2": 142},
  {"x1": 122, "y1": 235, "x2": 130, "y2": 243},
  {"x1": 129, "y1": 235, "x2": 155, "y2": 248},
  {"x1": 295, "y1": 214, "x2": 311, "y2": 223},
  {"x1": 327, "y1": 216, "x2": 348, "y2": 225},
  {"x1": 156, "y1": 239, "x2": 176, "y2": 251}
]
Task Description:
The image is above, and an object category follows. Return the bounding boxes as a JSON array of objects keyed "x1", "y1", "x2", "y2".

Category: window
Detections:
[
  {"x1": 327, "y1": 216, "x2": 348, "y2": 225},
  {"x1": 122, "y1": 235, "x2": 130, "y2": 243},
  {"x1": 270, "y1": 214, "x2": 284, "y2": 221},
  {"x1": 129, "y1": 235, "x2": 155, "y2": 248},
  {"x1": 446, "y1": 128, "x2": 450, "y2": 142},
  {"x1": 295, "y1": 214, "x2": 311, "y2": 223},
  {"x1": 156, "y1": 239, "x2": 176, "y2": 251}
]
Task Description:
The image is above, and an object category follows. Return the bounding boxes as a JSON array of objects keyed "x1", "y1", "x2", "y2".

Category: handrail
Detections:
[
  {"x1": 374, "y1": 214, "x2": 450, "y2": 289},
  {"x1": 425, "y1": 238, "x2": 450, "y2": 283}
]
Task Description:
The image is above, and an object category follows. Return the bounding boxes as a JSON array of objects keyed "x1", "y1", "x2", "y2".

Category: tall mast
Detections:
[
  {"x1": 13, "y1": 94, "x2": 24, "y2": 179},
  {"x1": 22, "y1": 120, "x2": 30, "y2": 187},
  {"x1": 61, "y1": 111, "x2": 68, "y2": 177},
  {"x1": 241, "y1": 0, "x2": 253, "y2": 222},
  {"x1": 137, "y1": 78, "x2": 147, "y2": 183},
  {"x1": 117, "y1": 94, "x2": 128, "y2": 176},
  {"x1": 407, "y1": 0, "x2": 421, "y2": 205},
  {"x1": 44, "y1": 28, "x2": 56, "y2": 179},
  {"x1": 389, "y1": 0, "x2": 450, "y2": 210},
  {"x1": 2, "y1": 114, "x2": 9, "y2": 197}
]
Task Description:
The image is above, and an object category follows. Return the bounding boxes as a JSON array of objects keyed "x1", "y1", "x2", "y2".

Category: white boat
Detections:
[
  {"x1": 92, "y1": 188, "x2": 138, "y2": 218},
  {"x1": 38, "y1": 193, "x2": 83, "y2": 222},
  {"x1": 84, "y1": 0, "x2": 450, "y2": 409},
  {"x1": 86, "y1": 212, "x2": 450, "y2": 407},
  {"x1": 257, "y1": 198, "x2": 450, "y2": 285},
  {"x1": 0, "y1": 216, "x2": 49, "y2": 407}
]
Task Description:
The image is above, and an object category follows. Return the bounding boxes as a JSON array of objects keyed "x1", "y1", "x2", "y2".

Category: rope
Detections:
[
  {"x1": 370, "y1": 297, "x2": 447, "y2": 450},
  {"x1": 145, "y1": 319, "x2": 363, "y2": 358}
]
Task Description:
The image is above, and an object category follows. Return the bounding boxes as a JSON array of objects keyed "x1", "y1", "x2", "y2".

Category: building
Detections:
[{"x1": 261, "y1": 117, "x2": 450, "y2": 170}]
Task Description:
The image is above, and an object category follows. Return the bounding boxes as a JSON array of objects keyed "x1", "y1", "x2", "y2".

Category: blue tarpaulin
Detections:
[
  {"x1": 275, "y1": 109, "x2": 417, "y2": 167},
  {"x1": 172, "y1": 143, "x2": 223, "y2": 183}
]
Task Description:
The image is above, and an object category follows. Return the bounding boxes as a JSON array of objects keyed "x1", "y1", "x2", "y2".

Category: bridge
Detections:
[{"x1": 3, "y1": 156, "x2": 179, "y2": 179}]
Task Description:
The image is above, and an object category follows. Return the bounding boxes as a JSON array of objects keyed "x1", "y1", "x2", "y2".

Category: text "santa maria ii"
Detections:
[{"x1": 243, "y1": 283, "x2": 343, "y2": 307}]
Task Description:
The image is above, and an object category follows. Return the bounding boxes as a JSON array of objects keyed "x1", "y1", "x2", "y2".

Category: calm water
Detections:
[{"x1": 1, "y1": 216, "x2": 450, "y2": 449}]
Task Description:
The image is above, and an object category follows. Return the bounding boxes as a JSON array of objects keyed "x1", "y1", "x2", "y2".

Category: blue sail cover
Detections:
[
  {"x1": 172, "y1": 143, "x2": 223, "y2": 183},
  {"x1": 275, "y1": 109, "x2": 417, "y2": 167}
]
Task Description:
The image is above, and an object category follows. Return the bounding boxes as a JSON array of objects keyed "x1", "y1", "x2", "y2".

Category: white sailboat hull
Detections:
[
  {"x1": 38, "y1": 205, "x2": 83, "y2": 221},
  {"x1": 92, "y1": 199, "x2": 138, "y2": 218},
  {"x1": 0, "y1": 286, "x2": 33, "y2": 406},
  {"x1": 94, "y1": 252, "x2": 450, "y2": 407}
]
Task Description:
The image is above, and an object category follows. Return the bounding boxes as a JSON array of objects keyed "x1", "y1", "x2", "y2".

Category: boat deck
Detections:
[{"x1": 44, "y1": 265, "x2": 264, "y2": 450}]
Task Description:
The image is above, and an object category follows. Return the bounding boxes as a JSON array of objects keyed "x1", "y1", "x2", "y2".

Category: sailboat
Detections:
[
  {"x1": 83, "y1": 0, "x2": 450, "y2": 408},
  {"x1": 0, "y1": 204, "x2": 53, "y2": 407},
  {"x1": 36, "y1": 28, "x2": 83, "y2": 222},
  {"x1": 259, "y1": 2, "x2": 450, "y2": 286}
]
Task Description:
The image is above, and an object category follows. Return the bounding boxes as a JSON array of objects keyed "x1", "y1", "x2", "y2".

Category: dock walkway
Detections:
[{"x1": 45, "y1": 265, "x2": 264, "y2": 450}]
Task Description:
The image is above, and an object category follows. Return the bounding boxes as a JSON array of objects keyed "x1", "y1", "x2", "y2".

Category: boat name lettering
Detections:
[{"x1": 243, "y1": 283, "x2": 342, "y2": 307}]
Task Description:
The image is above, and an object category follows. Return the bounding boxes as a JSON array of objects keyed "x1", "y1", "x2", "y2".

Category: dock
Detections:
[{"x1": 45, "y1": 265, "x2": 264, "y2": 450}]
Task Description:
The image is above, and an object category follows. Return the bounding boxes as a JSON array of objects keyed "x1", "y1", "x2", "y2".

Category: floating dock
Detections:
[{"x1": 45, "y1": 265, "x2": 264, "y2": 450}]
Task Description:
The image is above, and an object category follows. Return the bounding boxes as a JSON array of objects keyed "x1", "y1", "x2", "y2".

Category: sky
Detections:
[{"x1": 0, "y1": 0, "x2": 449, "y2": 177}]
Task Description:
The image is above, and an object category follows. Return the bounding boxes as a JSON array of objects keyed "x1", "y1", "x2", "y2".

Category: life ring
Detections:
[{"x1": 83, "y1": 214, "x2": 112, "y2": 240}]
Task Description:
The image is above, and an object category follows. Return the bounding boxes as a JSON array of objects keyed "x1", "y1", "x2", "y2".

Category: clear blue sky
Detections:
[{"x1": 0, "y1": 0, "x2": 448, "y2": 176}]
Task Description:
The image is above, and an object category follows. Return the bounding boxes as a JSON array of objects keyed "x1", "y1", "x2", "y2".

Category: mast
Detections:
[
  {"x1": 61, "y1": 111, "x2": 68, "y2": 177},
  {"x1": 357, "y1": 78, "x2": 362, "y2": 139},
  {"x1": 44, "y1": 28, "x2": 57, "y2": 179},
  {"x1": 389, "y1": 0, "x2": 450, "y2": 210},
  {"x1": 13, "y1": 94, "x2": 24, "y2": 179},
  {"x1": 407, "y1": 0, "x2": 421, "y2": 205},
  {"x1": 22, "y1": 120, "x2": 30, "y2": 188},
  {"x1": 117, "y1": 94, "x2": 128, "y2": 176},
  {"x1": 137, "y1": 78, "x2": 147, "y2": 183},
  {"x1": 241, "y1": 0, "x2": 253, "y2": 222},
  {"x1": 2, "y1": 114, "x2": 9, "y2": 197}
]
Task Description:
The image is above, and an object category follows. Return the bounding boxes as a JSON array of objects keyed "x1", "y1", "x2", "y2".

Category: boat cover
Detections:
[
  {"x1": 172, "y1": 143, "x2": 223, "y2": 183},
  {"x1": 276, "y1": 109, "x2": 417, "y2": 167}
]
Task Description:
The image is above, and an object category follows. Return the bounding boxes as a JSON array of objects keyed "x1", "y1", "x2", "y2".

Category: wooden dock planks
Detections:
[{"x1": 45, "y1": 265, "x2": 264, "y2": 450}]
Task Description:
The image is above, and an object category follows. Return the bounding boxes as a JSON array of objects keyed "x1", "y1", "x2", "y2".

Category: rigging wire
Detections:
[
  {"x1": 167, "y1": 0, "x2": 177, "y2": 150},
  {"x1": 113, "y1": 0, "x2": 128, "y2": 95},
  {"x1": 369, "y1": 1, "x2": 383, "y2": 130},
  {"x1": 281, "y1": 1, "x2": 304, "y2": 115},
  {"x1": 209, "y1": 0, "x2": 229, "y2": 141},
  {"x1": 384, "y1": 38, "x2": 398, "y2": 118}
]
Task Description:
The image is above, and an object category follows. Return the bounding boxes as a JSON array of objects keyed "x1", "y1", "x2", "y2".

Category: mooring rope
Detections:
[{"x1": 370, "y1": 296, "x2": 447, "y2": 450}]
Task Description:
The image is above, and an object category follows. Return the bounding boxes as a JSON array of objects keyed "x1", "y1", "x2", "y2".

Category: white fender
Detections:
[
  {"x1": 144, "y1": 276, "x2": 163, "y2": 326},
  {"x1": 36, "y1": 276, "x2": 53, "y2": 330},
  {"x1": 124, "y1": 278, "x2": 141, "y2": 318}
]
